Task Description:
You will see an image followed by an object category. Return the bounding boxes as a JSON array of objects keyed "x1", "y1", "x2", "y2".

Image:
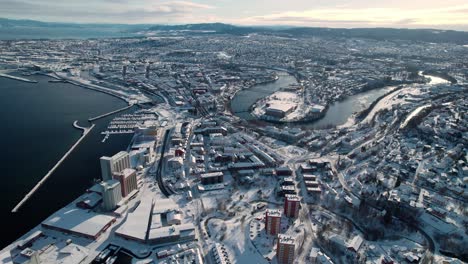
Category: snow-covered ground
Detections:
[{"x1": 252, "y1": 90, "x2": 318, "y2": 122}]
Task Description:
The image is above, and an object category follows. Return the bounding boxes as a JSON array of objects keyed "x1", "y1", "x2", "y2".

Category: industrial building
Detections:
[
  {"x1": 116, "y1": 197, "x2": 195, "y2": 245},
  {"x1": 41, "y1": 207, "x2": 116, "y2": 240},
  {"x1": 265, "y1": 103, "x2": 296, "y2": 118}
]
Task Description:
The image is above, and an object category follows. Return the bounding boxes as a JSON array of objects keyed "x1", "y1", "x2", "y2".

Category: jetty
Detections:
[
  {"x1": 12, "y1": 121, "x2": 95, "y2": 213},
  {"x1": 88, "y1": 104, "x2": 133, "y2": 122},
  {"x1": 0, "y1": 73, "x2": 37, "y2": 83}
]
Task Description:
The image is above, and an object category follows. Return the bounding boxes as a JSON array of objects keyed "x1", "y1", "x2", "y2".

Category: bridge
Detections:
[{"x1": 11, "y1": 121, "x2": 95, "y2": 213}]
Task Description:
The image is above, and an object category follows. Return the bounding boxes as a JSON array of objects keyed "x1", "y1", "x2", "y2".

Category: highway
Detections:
[
  {"x1": 154, "y1": 129, "x2": 174, "y2": 197},
  {"x1": 12, "y1": 121, "x2": 95, "y2": 212}
]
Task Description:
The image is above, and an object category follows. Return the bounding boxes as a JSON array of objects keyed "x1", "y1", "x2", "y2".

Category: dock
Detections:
[
  {"x1": 0, "y1": 73, "x2": 37, "y2": 83},
  {"x1": 88, "y1": 105, "x2": 134, "y2": 122},
  {"x1": 11, "y1": 121, "x2": 95, "y2": 213}
]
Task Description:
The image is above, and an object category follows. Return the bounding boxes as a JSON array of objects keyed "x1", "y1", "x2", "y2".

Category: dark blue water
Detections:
[
  {"x1": 0, "y1": 74, "x2": 132, "y2": 248},
  {"x1": 0, "y1": 27, "x2": 136, "y2": 40}
]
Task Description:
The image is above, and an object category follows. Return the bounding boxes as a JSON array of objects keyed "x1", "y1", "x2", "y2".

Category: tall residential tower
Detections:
[{"x1": 100, "y1": 151, "x2": 131, "y2": 181}]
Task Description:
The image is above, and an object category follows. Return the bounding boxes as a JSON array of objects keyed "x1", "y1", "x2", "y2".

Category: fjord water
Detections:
[
  {"x1": 0, "y1": 27, "x2": 134, "y2": 40},
  {"x1": 0, "y1": 75, "x2": 132, "y2": 249}
]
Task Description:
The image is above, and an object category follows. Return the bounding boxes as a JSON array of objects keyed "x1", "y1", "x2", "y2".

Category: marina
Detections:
[{"x1": 101, "y1": 111, "x2": 159, "y2": 137}]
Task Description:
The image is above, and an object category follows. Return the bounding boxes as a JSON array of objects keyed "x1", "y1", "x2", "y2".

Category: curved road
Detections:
[{"x1": 154, "y1": 129, "x2": 174, "y2": 197}]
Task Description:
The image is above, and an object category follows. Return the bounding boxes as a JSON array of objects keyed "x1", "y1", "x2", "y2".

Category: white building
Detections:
[
  {"x1": 100, "y1": 151, "x2": 131, "y2": 181},
  {"x1": 100, "y1": 180, "x2": 122, "y2": 211},
  {"x1": 13, "y1": 248, "x2": 40, "y2": 264},
  {"x1": 167, "y1": 211, "x2": 183, "y2": 225}
]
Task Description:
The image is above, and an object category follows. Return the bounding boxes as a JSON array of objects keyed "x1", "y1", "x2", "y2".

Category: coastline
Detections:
[
  {"x1": 0, "y1": 73, "x2": 37, "y2": 83},
  {"x1": 0, "y1": 74, "x2": 132, "y2": 249},
  {"x1": 46, "y1": 72, "x2": 130, "y2": 104}
]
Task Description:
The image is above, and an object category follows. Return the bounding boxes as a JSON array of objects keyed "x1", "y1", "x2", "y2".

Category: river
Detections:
[
  {"x1": 230, "y1": 72, "x2": 297, "y2": 120},
  {"x1": 420, "y1": 72, "x2": 451, "y2": 85},
  {"x1": 231, "y1": 72, "x2": 394, "y2": 129},
  {"x1": 0, "y1": 74, "x2": 133, "y2": 249}
]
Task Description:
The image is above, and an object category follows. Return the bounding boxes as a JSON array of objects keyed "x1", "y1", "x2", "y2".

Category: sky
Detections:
[{"x1": 1, "y1": 0, "x2": 468, "y2": 30}]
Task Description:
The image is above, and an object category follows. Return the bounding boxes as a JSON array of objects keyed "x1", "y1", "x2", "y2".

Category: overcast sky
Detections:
[{"x1": 1, "y1": 0, "x2": 468, "y2": 30}]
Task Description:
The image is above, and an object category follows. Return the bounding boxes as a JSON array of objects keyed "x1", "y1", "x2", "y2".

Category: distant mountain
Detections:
[
  {"x1": 148, "y1": 22, "x2": 468, "y2": 44},
  {"x1": 0, "y1": 18, "x2": 148, "y2": 30},
  {"x1": 0, "y1": 18, "x2": 149, "y2": 40},
  {"x1": 280, "y1": 27, "x2": 468, "y2": 44},
  {"x1": 1, "y1": 18, "x2": 468, "y2": 44},
  {"x1": 148, "y1": 23, "x2": 268, "y2": 35}
]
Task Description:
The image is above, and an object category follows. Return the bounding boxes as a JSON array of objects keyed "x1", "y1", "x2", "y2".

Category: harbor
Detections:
[
  {"x1": 0, "y1": 72, "x2": 37, "y2": 83},
  {"x1": 101, "y1": 111, "x2": 159, "y2": 136},
  {"x1": 11, "y1": 122, "x2": 95, "y2": 213},
  {"x1": 88, "y1": 104, "x2": 134, "y2": 122}
]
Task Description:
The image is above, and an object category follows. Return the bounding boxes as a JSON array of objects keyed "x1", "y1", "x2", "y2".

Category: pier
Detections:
[
  {"x1": 88, "y1": 105, "x2": 134, "y2": 122},
  {"x1": 12, "y1": 122, "x2": 95, "y2": 213},
  {"x1": 0, "y1": 73, "x2": 37, "y2": 83},
  {"x1": 51, "y1": 74, "x2": 130, "y2": 103}
]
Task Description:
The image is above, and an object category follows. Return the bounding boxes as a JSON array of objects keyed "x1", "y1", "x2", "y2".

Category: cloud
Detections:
[
  {"x1": 0, "y1": 0, "x2": 467, "y2": 30},
  {"x1": 254, "y1": 16, "x2": 371, "y2": 24},
  {"x1": 0, "y1": 0, "x2": 215, "y2": 23},
  {"x1": 394, "y1": 18, "x2": 418, "y2": 25},
  {"x1": 238, "y1": 5, "x2": 468, "y2": 29}
]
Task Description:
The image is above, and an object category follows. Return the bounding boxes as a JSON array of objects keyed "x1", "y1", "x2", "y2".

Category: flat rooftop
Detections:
[
  {"x1": 111, "y1": 151, "x2": 129, "y2": 160},
  {"x1": 42, "y1": 207, "x2": 115, "y2": 239},
  {"x1": 152, "y1": 198, "x2": 178, "y2": 214},
  {"x1": 278, "y1": 234, "x2": 295, "y2": 245},
  {"x1": 266, "y1": 103, "x2": 296, "y2": 113},
  {"x1": 114, "y1": 168, "x2": 136, "y2": 178},
  {"x1": 285, "y1": 194, "x2": 301, "y2": 202},
  {"x1": 266, "y1": 209, "x2": 282, "y2": 217},
  {"x1": 200, "y1": 171, "x2": 224, "y2": 178},
  {"x1": 115, "y1": 198, "x2": 153, "y2": 241},
  {"x1": 41, "y1": 243, "x2": 89, "y2": 264},
  {"x1": 148, "y1": 223, "x2": 195, "y2": 241}
]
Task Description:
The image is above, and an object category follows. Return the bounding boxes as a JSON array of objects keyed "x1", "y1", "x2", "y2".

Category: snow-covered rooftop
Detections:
[{"x1": 42, "y1": 207, "x2": 115, "y2": 239}]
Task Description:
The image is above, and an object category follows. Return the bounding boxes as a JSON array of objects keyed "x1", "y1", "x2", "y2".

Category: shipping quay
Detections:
[
  {"x1": 88, "y1": 104, "x2": 134, "y2": 122},
  {"x1": 11, "y1": 121, "x2": 95, "y2": 213}
]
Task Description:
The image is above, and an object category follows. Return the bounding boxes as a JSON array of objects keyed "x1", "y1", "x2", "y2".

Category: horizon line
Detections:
[{"x1": 1, "y1": 17, "x2": 467, "y2": 33}]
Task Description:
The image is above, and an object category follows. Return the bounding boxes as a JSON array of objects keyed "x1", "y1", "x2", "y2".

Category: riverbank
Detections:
[
  {"x1": 422, "y1": 70, "x2": 457, "y2": 84},
  {"x1": 230, "y1": 72, "x2": 298, "y2": 120},
  {"x1": 230, "y1": 70, "x2": 423, "y2": 129},
  {"x1": 355, "y1": 86, "x2": 404, "y2": 121}
]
